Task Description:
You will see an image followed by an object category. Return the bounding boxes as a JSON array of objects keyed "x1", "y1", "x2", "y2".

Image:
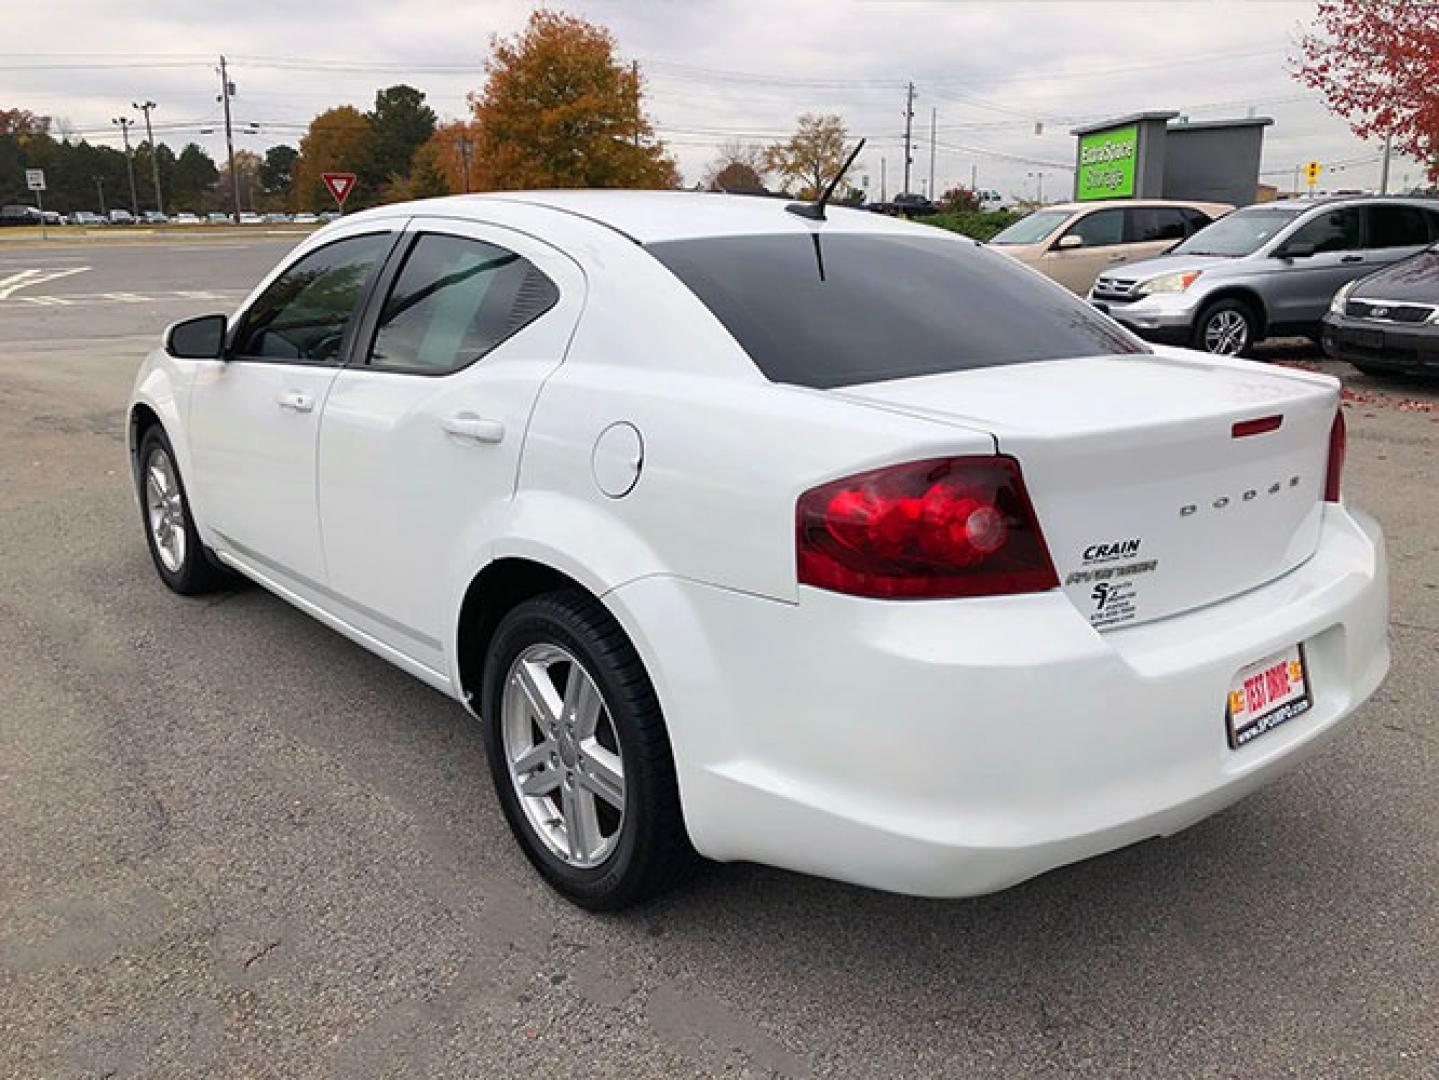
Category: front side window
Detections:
[
  {"x1": 368, "y1": 234, "x2": 559, "y2": 375},
  {"x1": 647, "y1": 233, "x2": 1145, "y2": 390},
  {"x1": 1063, "y1": 209, "x2": 1124, "y2": 248},
  {"x1": 232, "y1": 233, "x2": 392, "y2": 362},
  {"x1": 1286, "y1": 208, "x2": 1363, "y2": 254}
]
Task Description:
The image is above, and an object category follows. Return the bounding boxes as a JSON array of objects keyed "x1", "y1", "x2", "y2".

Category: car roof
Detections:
[
  {"x1": 1241, "y1": 195, "x2": 1439, "y2": 213},
  {"x1": 1038, "y1": 199, "x2": 1234, "y2": 213},
  {"x1": 348, "y1": 189, "x2": 923, "y2": 244}
]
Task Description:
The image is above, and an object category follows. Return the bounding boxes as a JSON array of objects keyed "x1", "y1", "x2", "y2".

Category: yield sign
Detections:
[{"x1": 321, "y1": 172, "x2": 357, "y2": 207}]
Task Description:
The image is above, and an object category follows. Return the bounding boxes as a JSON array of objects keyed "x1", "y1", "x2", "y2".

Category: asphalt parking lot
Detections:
[{"x1": 2, "y1": 235, "x2": 1437, "y2": 1078}]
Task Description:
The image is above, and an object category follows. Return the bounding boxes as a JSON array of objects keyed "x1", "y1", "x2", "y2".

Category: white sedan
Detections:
[{"x1": 129, "y1": 191, "x2": 1389, "y2": 909}]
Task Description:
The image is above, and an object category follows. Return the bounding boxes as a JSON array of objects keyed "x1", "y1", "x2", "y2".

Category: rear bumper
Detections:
[
  {"x1": 607, "y1": 505, "x2": 1389, "y2": 897},
  {"x1": 1322, "y1": 313, "x2": 1439, "y2": 373}
]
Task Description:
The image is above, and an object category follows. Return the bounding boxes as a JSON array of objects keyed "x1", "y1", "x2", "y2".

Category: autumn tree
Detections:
[
  {"x1": 412, "y1": 120, "x2": 482, "y2": 196},
  {"x1": 468, "y1": 9, "x2": 678, "y2": 190},
  {"x1": 1295, "y1": 0, "x2": 1439, "y2": 182},
  {"x1": 216, "y1": 149, "x2": 264, "y2": 213},
  {"x1": 702, "y1": 138, "x2": 768, "y2": 190},
  {"x1": 294, "y1": 106, "x2": 375, "y2": 210},
  {"x1": 765, "y1": 114, "x2": 854, "y2": 199},
  {"x1": 0, "y1": 108, "x2": 49, "y2": 136}
]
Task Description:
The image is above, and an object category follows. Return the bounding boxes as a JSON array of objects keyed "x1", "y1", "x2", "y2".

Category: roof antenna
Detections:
[{"x1": 786, "y1": 138, "x2": 866, "y2": 222}]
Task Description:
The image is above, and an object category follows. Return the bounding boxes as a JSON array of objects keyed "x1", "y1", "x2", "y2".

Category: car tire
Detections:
[
  {"x1": 136, "y1": 425, "x2": 234, "y2": 595},
  {"x1": 481, "y1": 589, "x2": 697, "y2": 910},
  {"x1": 1192, "y1": 299, "x2": 1258, "y2": 357},
  {"x1": 1348, "y1": 361, "x2": 1393, "y2": 377}
]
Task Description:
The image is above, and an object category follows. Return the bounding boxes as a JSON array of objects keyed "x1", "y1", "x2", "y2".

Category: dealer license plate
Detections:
[{"x1": 1225, "y1": 644, "x2": 1312, "y2": 748}]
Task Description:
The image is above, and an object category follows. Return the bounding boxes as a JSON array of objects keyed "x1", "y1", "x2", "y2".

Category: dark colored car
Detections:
[
  {"x1": 0, "y1": 204, "x2": 42, "y2": 227},
  {"x1": 1323, "y1": 245, "x2": 1439, "y2": 376},
  {"x1": 864, "y1": 193, "x2": 939, "y2": 217}
]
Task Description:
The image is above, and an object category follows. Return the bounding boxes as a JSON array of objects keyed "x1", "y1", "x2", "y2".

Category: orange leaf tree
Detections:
[
  {"x1": 293, "y1": 106, "x2": 376, "y2": 211},
  {"x1": 1294, "y1": 0, "x2": 1439, "y2": 182},
  {"x1": 468, "y1": 9, "x2": 678, "y2": 190}
]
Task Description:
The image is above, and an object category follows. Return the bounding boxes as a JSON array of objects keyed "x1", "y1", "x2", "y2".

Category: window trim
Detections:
[
  {"x1": 348, "y1": 229, "x2": 562, "y2": 379},
  {"x1": 226, "y1": 230, "x2": 401, "y2": 367}
]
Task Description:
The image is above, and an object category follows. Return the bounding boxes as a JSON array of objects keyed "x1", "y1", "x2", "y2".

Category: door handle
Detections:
[
  {"x1": 1107, "y1": 253, "x2": 1126, "y2": 261},
  {"x1": 442, "y1": 415, "x2": 505, "y2": 444},
  {"x1": 277, "y1": 390, "x2": 315, "y2": 413},
  {"x1": 1340, "y1": 255, "x2": 1364, "y2": 264}
]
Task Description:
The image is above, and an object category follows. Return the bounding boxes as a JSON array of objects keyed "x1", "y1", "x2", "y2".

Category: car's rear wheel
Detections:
[
  {"x1": 136, "y1": 426, "x2": 233, "y2": 595},
  {"x1": 481, "y1": 589, "x2": 695, "y2": 910},
  {"x1": 1193, "y1": 299, "x2": 1258, "y2": 357}
]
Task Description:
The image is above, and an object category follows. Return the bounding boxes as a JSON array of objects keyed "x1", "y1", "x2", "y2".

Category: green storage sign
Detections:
[{"x1": 1077, "y1": 124, "x2": 1138, "y2": 201}]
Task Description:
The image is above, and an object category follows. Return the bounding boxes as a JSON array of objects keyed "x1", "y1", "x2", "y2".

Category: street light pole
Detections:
[
  {"x1": 94, "y1": 175, "x2": 107, "y2": 216},
  {"x1": 458, "y1": 136, "x2": 473, "y2": 194},
  {"x1": 133, "y1": 100, "x2": 164, "y2": 215},
  {"x1": 112, "y1": 116, "x2": 139, "y2": 215},
  {"x1": 901, "y1": 81, "x2": 915, "y2": 196}
]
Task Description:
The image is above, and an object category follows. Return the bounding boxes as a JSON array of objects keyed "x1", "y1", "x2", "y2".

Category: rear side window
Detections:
[
  {"x1": 368, "y1": 234, "x2": 559, "y2": 375},
  {"x1": 1127, "y1": 207, "x2": 1188, "y2": 243},
  {"x1": 232, "y1": 233, "x2": 392, "y2": 362},
  {"x1": 647, "y1": 233, "x2": 1146, "y2": 389},
  {"x1": 1366, "y1": 205, "x2": 1431, "y2": 249}
]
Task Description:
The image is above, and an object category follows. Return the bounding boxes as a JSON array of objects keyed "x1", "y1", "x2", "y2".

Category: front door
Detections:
[
  {"x1": 187, "y1": 228, "x2": 397, "y2": 589},
  {"x1": 1264, "y1": 206, "x2": 1365, "y2": 327},
  {"x1": 1042, "y1": 207, "x2": 1125, "y2": 293},
  {"x1": 315, "y1": 218, "x2": 585, "y2": 672}
]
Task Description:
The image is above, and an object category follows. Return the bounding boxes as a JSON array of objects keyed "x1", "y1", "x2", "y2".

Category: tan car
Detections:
[{"x1": 988, "y1": 199, "x2": 1233, "y2": 294}]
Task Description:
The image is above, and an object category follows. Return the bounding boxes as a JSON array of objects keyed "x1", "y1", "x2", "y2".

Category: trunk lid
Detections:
[{"x1": 834, "y1": 351, "x2": 1339, "y2": 629}]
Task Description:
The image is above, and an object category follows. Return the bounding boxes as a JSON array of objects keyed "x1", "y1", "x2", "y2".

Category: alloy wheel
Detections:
[
  {"x1": 1203, "y1": 309, "x2": 1250, "y2": 355},
  {"x1": 501, "y1": 643, "x2": 627, "y2": 868},
  {"x1": 144, "y1": 447, "x2": 187, "y2": 574}
]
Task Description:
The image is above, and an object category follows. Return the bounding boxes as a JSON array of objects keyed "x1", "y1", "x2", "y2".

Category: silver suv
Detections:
[{"x1": 1089, "y1": 197, "x2": 1439, "y2": 355}]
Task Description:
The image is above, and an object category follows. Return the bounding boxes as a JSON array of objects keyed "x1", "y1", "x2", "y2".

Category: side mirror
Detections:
[
  {"x1": 1056, "y1": 234, "x2": 1084, "y2": 251},
  {"x1": 1277, "y1": 241, "x2": 1315, "y2": 260},
  {"x1": 165, "y1": 314, "x2": 228, "y2": 360}
]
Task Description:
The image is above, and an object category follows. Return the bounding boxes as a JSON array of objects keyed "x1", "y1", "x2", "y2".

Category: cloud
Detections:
[{"x1": 6, "y1": 0, "x2": 1418, "y2": 200}]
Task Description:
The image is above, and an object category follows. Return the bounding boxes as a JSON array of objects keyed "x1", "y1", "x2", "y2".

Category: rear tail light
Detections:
[
  {"x1": 796, "y1": 456, "x2": 1058, "y2": 599},
  {"x1": 1324, "y1": 408, "x2": 1346, "y2": 502}
]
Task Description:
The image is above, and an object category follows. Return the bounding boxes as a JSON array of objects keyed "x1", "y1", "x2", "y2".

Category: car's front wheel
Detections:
[
  {"x1": 481, "y1": 590, "x2": 695, "y2": 910},
  {"x1": 1192, "y1": 299, "x2": 1258, "y2": 357},
  {"x1": 136, "y1": 426, "x2": 232, "y2": 595}
]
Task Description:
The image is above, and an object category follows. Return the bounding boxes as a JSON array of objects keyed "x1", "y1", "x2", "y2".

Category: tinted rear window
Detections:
[{"x1": 647, "y1": 233, "x2": 1146, "y2": 389}]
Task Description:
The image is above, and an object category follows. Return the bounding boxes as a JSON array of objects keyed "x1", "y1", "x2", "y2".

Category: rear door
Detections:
[
  {"x1": 1264, "y1": 206, "x2": 1365, "y2": 326},
  {"x1": 186, "y1": 228, "x2": 397, "y2": 588},
  {"x1": 315, "y1": 217, "x2": 584, "y2": 672},
  {"x1": 1123, "y1": 206, "x2": 1190, "y2": 265}
]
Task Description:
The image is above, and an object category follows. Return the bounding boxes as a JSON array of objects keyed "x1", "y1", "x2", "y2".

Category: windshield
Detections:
[
  {"x1": 1172, "y1": 208, "x2": 1303, "y2": 257},
  {"x1": 989, "y1": 209, "x2": 1073, "y2": 246},
  {"x1": 647, "y1": 232, "x2": 1145, "y2": 389}
]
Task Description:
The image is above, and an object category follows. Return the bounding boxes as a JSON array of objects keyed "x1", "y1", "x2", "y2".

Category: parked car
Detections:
[
  {"x1": 41, "y1": 210, "x2": 62, "y2": 226},
  {"x1": 1090, "y1": 196, "x2": 1439, "y2": 356},
  {"x1": 976, "y1": 188, "x2": 1006, "y2": 212},
  {"x1": 990, "y1": 199, "x2": 1231, "y2": 294},
  {"x1": 69, "y1": 211, "x2": 106, "y2": 226},
  {"x1": 317, "y1": 210, "x2": 341, "y2": 223},
  {"x1": 292, "y1": 212, "x2": 320, "y2": 225},
  {"x1": 1323, "y1": 242, "x2": 1439, "y2": 376},
  {"x1": 172, "y1": 212, "x2": 201, "y2": 225},
  {"x1": 109, "y1": 209, "x2": 136, "y2": 225},
  {"x1": 143, "y1": 210, "x2": 168, "y2": 225},
  {"x1": 865, "y1": 192, "x2": 938, "y2": 217},
  {"x1": 0, "y1": 204, "x2": 43, "y2": 226},
  {"x1": 239, "y1": 212, "x2": 262, "y2": 224},
  {"x1": 129, "y1": 191, "x2": 1387, "y2": 910},
  {"x1": 262, "y1": 212, "x2": 292, "y2": 224},
  {"x1": 206, "y1": 212, "x2": 230, "y2": 224}
]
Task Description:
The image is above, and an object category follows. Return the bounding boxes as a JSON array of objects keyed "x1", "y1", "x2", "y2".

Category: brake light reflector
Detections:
[
  {"x1": 1232, "y1": 415, "x2": 1283, "y2": 438},
  {"x1": 796, "y1": 456, "x2": 1058, "y2": 599},
  {"x1": 1324, "y1": 408, "x2": 1346, "y2": 502}
]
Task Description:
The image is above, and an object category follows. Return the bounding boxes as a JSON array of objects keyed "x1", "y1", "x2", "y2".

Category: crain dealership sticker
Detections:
[{"x1": 1065, "y1": 539, "x2": 1158, "y2": 627}]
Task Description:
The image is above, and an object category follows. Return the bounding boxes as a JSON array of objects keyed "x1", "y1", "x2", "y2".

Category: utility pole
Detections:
[
  {"x1": 1379, "y1": 132, "x2": 1393, "y2": 195},
  {"x1": 458, "y1": 136, "x2": 473, "y2": 194},
  {"x1": 880, "y1": 157, "x2": 887, "y2": 202},
  {"x1": 218, "y1": 56, "x2": 241, "y2": 224},
  {"x1": 133, "y1": 100, "x2": 164, "y2": 215},
  {"x1": 112, "y1": 116, "x2": 139, "y2": 215},
  {"x1": 928, "y1": 106, "x2": 936, "y2": 201},
  {"x1": 631, "y1": 60, "x2": 641, "y2": 148},
  {"x1": 901, "y1": 81, "x2": 915, "y2": 196},
  {"x1": 970, "y1": 163, "x2": 977, "y2": 191},
  {"x1": 94, "y1": 175, "x2": 107, "y2": 215}
]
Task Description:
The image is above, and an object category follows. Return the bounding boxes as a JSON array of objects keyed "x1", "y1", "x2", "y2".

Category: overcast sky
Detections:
[{"x1": 4, "y1": 0, "x2": 1420, "y2": 201}]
